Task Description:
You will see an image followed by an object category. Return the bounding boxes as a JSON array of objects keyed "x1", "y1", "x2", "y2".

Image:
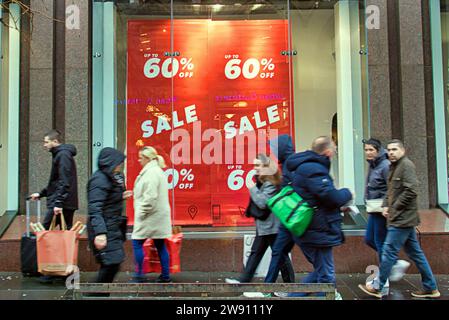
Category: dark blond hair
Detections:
[{"x1": 256, "y1": 154, "x2": 281, "y2": 186}]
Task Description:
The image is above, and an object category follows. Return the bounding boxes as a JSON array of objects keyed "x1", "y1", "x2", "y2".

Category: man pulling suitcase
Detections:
[{"x1": 30, "y1": 129, "x2": 79, "y2": 283}]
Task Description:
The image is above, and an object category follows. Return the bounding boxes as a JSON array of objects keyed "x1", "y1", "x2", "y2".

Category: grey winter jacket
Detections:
[
  {"x1": 365, "y1": 149, "x2": 390, "y2": 201},
  {"x1": 249, "y1": 181, "x2": 281, "y2": 236}
]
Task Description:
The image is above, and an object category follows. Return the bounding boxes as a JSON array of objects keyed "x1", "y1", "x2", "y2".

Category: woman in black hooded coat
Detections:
[{"x1": 87, "y1": 147, "x2": 131, "y2": 283}]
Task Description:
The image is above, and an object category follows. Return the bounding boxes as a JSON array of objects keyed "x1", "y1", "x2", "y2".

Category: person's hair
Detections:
[
  {"x1": 312, "y1": 136, "x2": 333, "y2": 154},
  {"x1": 44, "y1": 129, "x2": 63, "y2": 143},
  {"x1": 256, "y1": 154, "x2": 281, "y2": 186},
  {"x1": 140, "y1": 146, "x2": 167, "y2": 169},
  {"x1": 387, "y1": 139, "x2": 405, "y2": 150},
  {"x1": 362, "y1": 138, "x2": 382, "y2": 152}
]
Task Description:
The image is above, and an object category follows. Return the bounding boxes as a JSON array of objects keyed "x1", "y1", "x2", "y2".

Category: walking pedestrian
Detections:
[
  {"x1": 30, "y1": 129, "x2": 79, "y2": 284},
  {"x1": 131, "y1": 146, "x2": 173, "y2": 283},
  {"x1": 264, "y1": 135, "x2": 296, "y2": 285},
  {"x1": 286, "y1": 136, "x2": 353, "y2": 297},
  {"x1": 362, "y1": 138, "x2": 410, "y2": 289},
  {"x1": 87, "y1": 148, "x2": 131, "y2": 286},
  {"x1": 358, "y1": 139, "x2": 440, "y2": 299},
  {"x1": 225, "y1": 154, "x2": 295, "y2": 297}
]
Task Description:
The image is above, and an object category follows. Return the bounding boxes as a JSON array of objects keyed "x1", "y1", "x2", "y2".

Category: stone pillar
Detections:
[
  {"x1": 397, "y1": 0, "x2": 430, "y2": 209},
  {"x1": 65, "y1": 0, "x2": 90, "y2": 213},
  {"x1": 366, "y1": 0, "x2": 392, "y2": 142},
  {"x1": 28, "y1": 0, "x2": 54, "y2": 211}
]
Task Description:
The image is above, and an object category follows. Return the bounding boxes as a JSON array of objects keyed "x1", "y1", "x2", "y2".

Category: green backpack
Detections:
[{"x1": 266, "y1": 185, "x2": 315, "y2": 237}]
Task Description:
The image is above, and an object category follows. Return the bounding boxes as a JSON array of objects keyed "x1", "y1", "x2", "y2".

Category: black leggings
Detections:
[
  {"x1": 239, "y1": 234, "x2": 295, "y2": 283},
  {"x1": 97, "y1": 264, "x2": 121, "y2": 283}
]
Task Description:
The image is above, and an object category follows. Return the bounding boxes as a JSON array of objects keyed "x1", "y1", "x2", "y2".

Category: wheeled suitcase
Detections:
[{"x1": 20, "y1": 199, "x2": 41, "y2": 277}]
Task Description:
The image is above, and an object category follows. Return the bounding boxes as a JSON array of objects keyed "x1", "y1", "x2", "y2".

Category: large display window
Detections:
[
  {"x1": 430, "y1": 0, "x2": 449, "y2": 208},
  {"x1": 92, "y1": 0, "x2": 370, "y2": 230}
]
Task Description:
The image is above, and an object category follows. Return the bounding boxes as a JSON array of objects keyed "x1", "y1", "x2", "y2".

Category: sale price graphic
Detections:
[
  {"x1": 127, "y1": 19, "x2": 294, "y2": 226},
  {"x1": 227, "y1": 168, "x2": 257, "y2": 191},
  {"x1": 165, "y1": 168, "x2": 196, "y2": 190},
  {"x1": 224, "y1": 56, "x2": 276, "y2": 80},
  {"x1": 144, "y1": 57, "x2": 195, "y2": 79}
]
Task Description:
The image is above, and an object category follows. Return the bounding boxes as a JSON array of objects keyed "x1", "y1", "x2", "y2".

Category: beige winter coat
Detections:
[{"x1": 132, "y1": 160, "x2": 172, "y2": 240}]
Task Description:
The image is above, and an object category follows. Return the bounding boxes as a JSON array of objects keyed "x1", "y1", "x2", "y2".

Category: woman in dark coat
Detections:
[
  {"x1": 87, "y1": 148, "x2": 132, "y2": 283},
  {"x1": 363, "y1": 139, "x2": 390, "y2": 263}
]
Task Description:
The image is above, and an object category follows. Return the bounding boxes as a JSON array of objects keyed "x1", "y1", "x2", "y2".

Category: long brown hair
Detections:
[{"x1": 256, "y1": 154, "x2": 282, "y2": 186}]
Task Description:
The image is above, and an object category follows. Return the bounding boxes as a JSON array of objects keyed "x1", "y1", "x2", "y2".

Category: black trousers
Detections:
[
  {"x1": 97, "y1": 263, "x2": 121, "y2": 283},
  {"x1": 239, "y1": 234, "x2": 295, "y2": 283},
  {"x1": 43, "y1": 208, "x2": 75, "y2": 230}
]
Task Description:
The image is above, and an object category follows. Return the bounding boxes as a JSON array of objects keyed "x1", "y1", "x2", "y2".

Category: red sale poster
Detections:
[{"x1": 126, "y1": 19, "x2": 294, "y2": 227}]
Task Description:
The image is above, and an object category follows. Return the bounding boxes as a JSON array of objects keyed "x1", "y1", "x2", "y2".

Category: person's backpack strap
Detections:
[{"x1": 286, "y1": 199, "x2": 307, "y2": 222}]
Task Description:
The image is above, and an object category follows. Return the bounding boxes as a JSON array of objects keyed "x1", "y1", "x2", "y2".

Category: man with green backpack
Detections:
[{"x1": 274, "y1": 136, "x2": 353, "y2": 295}]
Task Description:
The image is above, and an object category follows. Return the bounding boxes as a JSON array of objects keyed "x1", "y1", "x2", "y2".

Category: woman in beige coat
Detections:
[{"x1": 131, "y1": 146, "x2": 173, "y2": 283}]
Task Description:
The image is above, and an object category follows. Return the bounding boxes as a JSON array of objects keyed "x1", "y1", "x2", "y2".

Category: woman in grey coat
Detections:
[{"x1": 226, "y1": 154, "x2": 294, "y2": 285}]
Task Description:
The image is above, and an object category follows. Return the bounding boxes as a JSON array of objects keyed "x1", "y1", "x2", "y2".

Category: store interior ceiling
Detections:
[{"x1": 115, "y1": 0, "x2": 355, "y2": 16}]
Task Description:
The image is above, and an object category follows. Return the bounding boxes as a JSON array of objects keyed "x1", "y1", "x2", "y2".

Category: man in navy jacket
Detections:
[{"x1": 287, "y1": 136, "x2": 352, "y2": 287}]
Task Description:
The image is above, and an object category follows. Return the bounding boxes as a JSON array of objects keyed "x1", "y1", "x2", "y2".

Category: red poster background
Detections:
[{"x1": 126, "y1": 19, "x2": 294, "y2": 226}]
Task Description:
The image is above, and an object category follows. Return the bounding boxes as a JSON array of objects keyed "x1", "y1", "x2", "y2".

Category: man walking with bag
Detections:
[
  {"x1": 359, "y1": 139, "x2": 440, "y2": 299},
  {"x1": 30, "y1": 130, "x2": 78, "y2": 284},
  {"x1": 31, "y1": 130, "x2": 78, "y2": 230},
  {"x1": 286, "y1": 136, "x2": 352, "y2": 296}
]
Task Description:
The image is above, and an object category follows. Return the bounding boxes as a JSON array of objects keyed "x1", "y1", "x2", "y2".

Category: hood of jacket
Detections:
[
  {"x1": 367, "y1": 148, "x2": 388, "y2": 168},
  {"x1": 286, "y1": 150, "x2": 330, "y2": 173},
  {"x1": 97, "y1": 148, "x2": 126, "y2": 176},
  {"x1": 51, "y1": 144, "x2": 77, "y2": 157},
  {"x1": 269, "y1": 134, "x2": 295, "y2": 164}
]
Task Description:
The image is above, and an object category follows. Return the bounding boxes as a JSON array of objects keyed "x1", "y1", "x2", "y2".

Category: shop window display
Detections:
[{"x1": 107, "y1": 0, "x2": 370, "y2": 228}]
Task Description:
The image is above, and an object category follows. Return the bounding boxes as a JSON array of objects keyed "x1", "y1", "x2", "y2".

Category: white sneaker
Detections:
[
  {"x1": 273, "y1": 292, "x2": 289, "y2": 298},
  {"x1": 389, "y1": 260, "x2": 411, "y2": 282},
  {"x1": 243, "y1": 292, "x2": 270, "y2": 298},
  {"x1": 367, "y1": 277, "x2": 389, "y2": 289},
  {"x1": 335, "y1": 290, "x2": 343, "y2": 300},
  {"x1": 225, "y1": 278, "x2": 241, "y2": 284}
]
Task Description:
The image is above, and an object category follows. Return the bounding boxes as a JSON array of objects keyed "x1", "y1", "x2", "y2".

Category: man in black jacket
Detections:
[{"x1": 31, "y1": 130, "x2": 78, "y2": 230}]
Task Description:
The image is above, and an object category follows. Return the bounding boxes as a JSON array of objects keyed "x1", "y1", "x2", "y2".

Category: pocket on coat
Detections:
[{"x1": 392, "y1": 178, "x2": 402, "y2": 189}]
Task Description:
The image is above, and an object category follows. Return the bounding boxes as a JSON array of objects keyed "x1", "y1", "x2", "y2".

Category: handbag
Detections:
[
  {"x1": 244, "y1": 199, "x2": 271, "y2": 221},
  {"x1": 267, "y1": 185, "x2": 314, "y2": 237},
  {"x1": 142, "y1": 228, "x2": 183, "y2": 274},
  {"x1": 366, "y1": 199, "x2": 384, "y2": 213},
  {"x1": 36, "y1": 214, "x2": 79, "y2": 276}
]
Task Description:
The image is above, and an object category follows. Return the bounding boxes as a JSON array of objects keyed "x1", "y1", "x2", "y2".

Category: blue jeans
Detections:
[
  {"x1": 132, "y1": 239, "x2": 170, "y2": 280},
  {"x1": 264, "y1": 224, "x2": 296, "y2": 283},
  {"x1": 365, "y1": 213, "x2": 388, "y2": 263},
  {"x1": 287, "y1": 245, "x2": 335, "y2": 297},
  {"x1": 377, "y1": 227, "x2": 437, "y2": 294}
]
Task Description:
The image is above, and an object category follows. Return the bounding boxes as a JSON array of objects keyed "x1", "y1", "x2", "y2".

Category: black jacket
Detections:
[
  {"x1": 87, "y1": 148, "x2": 127, "y2": 266},
  {"x1": 365, "y1": 149, "x2": 390, "y2": 200},
  {"x1": 40, "y1": 144, "x2": 78, "y2": 210}
]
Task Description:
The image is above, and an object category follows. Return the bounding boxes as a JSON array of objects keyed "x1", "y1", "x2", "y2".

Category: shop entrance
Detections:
[
  {"x1": 92, "y1": 0, "x2": 370, "y2": 230},
  {"x1": 124, "y1": 4, "x2": 295, "y2": 226}
]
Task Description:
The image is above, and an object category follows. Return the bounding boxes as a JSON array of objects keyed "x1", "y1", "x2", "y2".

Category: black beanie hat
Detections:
[{"x1": 362, "y1": 138, "x2": 382, "y2": 152}]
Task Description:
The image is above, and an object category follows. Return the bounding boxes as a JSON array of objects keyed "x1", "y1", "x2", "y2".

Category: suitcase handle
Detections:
[{"x1": 25, "y1": 198, "x2": 42, "y2": 237}]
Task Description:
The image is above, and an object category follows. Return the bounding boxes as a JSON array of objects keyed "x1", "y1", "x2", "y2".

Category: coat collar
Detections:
[{"x1": 139, "y1": 160, "x2": 159, "y2": 175}]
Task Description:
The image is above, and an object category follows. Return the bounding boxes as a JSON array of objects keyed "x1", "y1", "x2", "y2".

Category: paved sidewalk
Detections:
[{"x1": 0, "y1": 272, "x2": 447, "y2": 300}]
